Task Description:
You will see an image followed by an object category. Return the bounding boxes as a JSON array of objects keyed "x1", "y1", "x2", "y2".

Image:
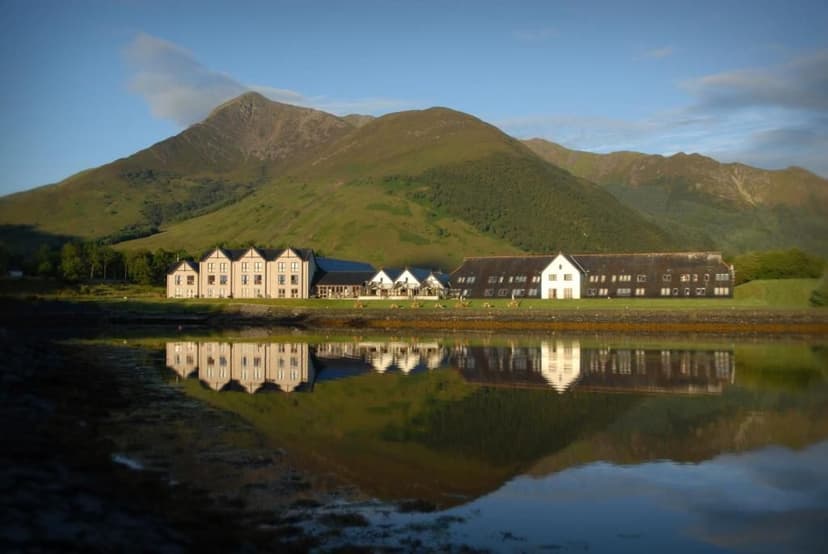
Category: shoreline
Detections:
[{"x1": 4, "y1": 297, "x2": 828, "y2": 336}]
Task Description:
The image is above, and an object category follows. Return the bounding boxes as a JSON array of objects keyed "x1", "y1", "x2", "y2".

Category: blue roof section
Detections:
[{"x1": 317, "y1": 257, "x2": 375, "y2": 272}]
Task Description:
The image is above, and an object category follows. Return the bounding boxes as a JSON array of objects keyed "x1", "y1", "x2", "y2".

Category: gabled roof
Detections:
[
  {"x1": 199, "y1": 247, "x2": 233, "y2": 262},
  {"x1": 373, "y1": 268, "x2": 404, "y2": 281},
  {"x1": 450, "y1": 255, "x2": 556, "y2": 297},
  {"x1": 398, "y1": 267, "x2": 431, "y2": 284},
  {"x1": 168, "y1": 259, "x2": 198, "y2": 273},
  {"x1": 427, "y1": 271, "x2": 451, "y2": 287}
]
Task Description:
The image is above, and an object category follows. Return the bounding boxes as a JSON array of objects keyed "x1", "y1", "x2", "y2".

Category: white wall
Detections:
[{"x1": 540, "y1": 254, "x2": 582, "y2": 299}]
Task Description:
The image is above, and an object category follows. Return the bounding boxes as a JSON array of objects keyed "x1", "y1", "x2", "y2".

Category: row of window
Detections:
[
  {"x1": 207, "y1": 261, "x2": 300, "y2": 273},
  {"x1": 174, "y1": 275, "x2": 196, "y2": 285},
  {"x1": 548, "y1": 274, "x2": 574, "y2": 281},
  {"x1": 203, "y1": 287, "x2": 300, "y2": 298},
  {"x1": 481, "y1": 288, "x2": 541, "y2": 297},
  {"x1": 484, "y1": 275, "x2": 541, "y2": 284}
]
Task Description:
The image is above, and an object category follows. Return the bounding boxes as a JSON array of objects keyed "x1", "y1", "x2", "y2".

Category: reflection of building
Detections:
[
  {"x1": 165, "y1": 342, "x2": 315, "y2": 393},
  {"x1": 166, "y1": 341, "x2": 199, "y2": 378},
  {"x1": 540, "y1": 340, "x2": 582, "y2": 393},
  {"x1": 313, "y1": 341, "x2": 447, "y2": 374},
  {"x1": 268, "y1": 343, "x2": 314, "y2": 392},
  {"x1": 450, "y1": 341, "x2": 735, "y2": 394}
]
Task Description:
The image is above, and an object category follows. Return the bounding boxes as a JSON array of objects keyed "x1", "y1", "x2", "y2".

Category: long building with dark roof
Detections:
[{"x1": 451, "y1": 251, "x2": 734, "y2": 299}]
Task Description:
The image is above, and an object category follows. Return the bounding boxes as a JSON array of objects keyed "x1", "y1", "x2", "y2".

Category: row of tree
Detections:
[{"x1": 0, "y1": 241, "x2": 192, "y2": 286}]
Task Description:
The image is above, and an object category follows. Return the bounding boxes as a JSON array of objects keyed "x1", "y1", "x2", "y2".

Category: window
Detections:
[
  {"x1": 693, "y1": 274, "x2": 699, "y2": 282},
  {"x1": 513, "y1": 289, "x2": 525, "y2": 297},
  {"x1": 175, "y1": 287, "x2": 181, "y2": 298},
  {"x1": 488, "y1": 276, "x2": 498, "y2": 284},
  {"x1": 600, "y1": 275, "x2": 606, "y2": 282},
  {"x1": 598, "y1": 288, "x2": 608, "y2": 296},
  {"x1": 684, "y1": 288, "x2": 691, "y2": 296},
  {"x1": 207, "y1": 263, "x2": 214, "y2": 272},
  {"x1": 563, "y1": 288, "x2": 573, "y2": 299},
  {"x1": 254, "y1": 262, "x2": 262, "y2": 272},
  {"x1": 619, "y1": 275, "x2": 631, "y2": 282},
  {"x1": 241, "y1": 262, "x2": 248, "y2": 272},
  {"x1": 483, "y1": 288, "x2": 494, "y2": 297},
  {"x1": 695, "y1": 288, "x2": 707, "y2": 296},
  {"x1": 497, "y1": 288, "x2": 509, "y2": 297},
  {"x1": 278, "y1": 289, "x2": 286, "y2": 298},
  {"x1": 291, "y1": 288, "x2": 299, "y2": 298},
  {"x1": 611, "y1": 275, "x2": 617, "y2": 283},
  {"x1": 716, "y1": 273, "x2": 730, "y2": 281},
  {"x1": 220, "y1": 262, "x2": 227, "y2": 272},
  {"x1": 515, "y1": 275, "x2": 527, "y2": 283},
  {"x1": 704, "y1": 274, "x2": 710, "y2": 282},
  {"x1": 672, "y1": 288, "x2": 678, "y2": 295},
  {"x1": 207, "y1": 275, "x2": 216, "y2": 285},
  {"x1": 527, "y1": 288, "x2": 539, "y2": 297},
  {"x1": 680, "y1": 274, "x2": 690, "y2": 282},
  {"x1": 617, "y1": 288, "x2": 631, "y2": 297},
  {"x1": 291, "y1": 262, "x2": 299, "y2": 272},
  {"x1": 663, "y1": 274, "x2": 672, "y2": 282},
  {"x1": 508, "y1": 276, "x2": 514, "y2": 283},
  {"x1": 563, "y1": 274, "x2": 573, "y2": 281},
  {"x1": 636, "y1": 275, "x2": 647, "y2": 282},
  {"x1": 220, "y1": 275, "x2": 228, "y2": 285},
  {"x1": 587, "y1": 288, "x2": 597, "y2": 297},
  {"x1": 457, "y1": 276, "x2": 466, "y2": 284},
  {"x1": 290, "y1": 275, "x2": 299, "y2": 285},
  {"x1": 254, "y1": 275, "x2": 262, "y2": 285},
  {"x1": 714, "y1": 287, "x2": 731, "y2": 296},
  {"x1": 278, "y1": 275, "x2": 286, "y2": 285},
  {"x1": 531, "y1": 275, "x2": 540, "y2": 283},
  {"x1": 175, "y1": 275, "x2": 181, "y2": 285},
  {"x1": 242, "y1": 275, "x2": 249, "y2": 285},
  {"x1": 661, "y1": 287, "x2": 671, "y2": 296},
  {"x1": 278, "y1": 262, "x2": 285, "y2": 272},
  {"x1": 549, "y1": 274, "x2": 557, "y2": 281},
  {"x1": 187, "y1": 275, "x2": 195, "y2": 285},
  {"x1": 467, "y1": 276, "x2": 476, "y2": 284},
  {"x1": 635, "y1": 288, "x2": 646, "y2": 296},
  {"x1": 589, "y1": 275, "x2": 598, "y2": 283}
]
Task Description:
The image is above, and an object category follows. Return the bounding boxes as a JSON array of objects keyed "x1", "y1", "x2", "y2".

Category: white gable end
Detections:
[{"x1": 540, "y1": 253, "x2": 583, "y2": 299}]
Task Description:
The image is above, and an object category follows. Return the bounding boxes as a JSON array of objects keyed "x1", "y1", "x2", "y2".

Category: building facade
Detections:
[
  {"x1": 451, "y1": 251, "x2": 734, "y2": 299},
  {"x1": 166, "y1": 261, "x2": 200, "y2": 298}
]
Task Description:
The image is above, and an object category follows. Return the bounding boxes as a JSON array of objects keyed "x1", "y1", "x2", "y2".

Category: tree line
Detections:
[{"x1": 0, "y1": 241, "x2": 191, "y2": 286}]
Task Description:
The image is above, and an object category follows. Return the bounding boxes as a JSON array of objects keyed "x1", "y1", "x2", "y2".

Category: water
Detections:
[{"x1": 148, "y1": 333, "x2": 828, "y2": 551}]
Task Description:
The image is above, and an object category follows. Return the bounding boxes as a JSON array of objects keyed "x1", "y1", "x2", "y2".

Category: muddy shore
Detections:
[{"x1": 5, "y1": 297, "x2": 828, "y2": 335}]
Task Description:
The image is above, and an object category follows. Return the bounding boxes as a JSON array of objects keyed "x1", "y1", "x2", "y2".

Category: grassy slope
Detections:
[
  {"x1": 524, "y1": 139, "x2": 828, "y2": 256},
  {"x1": 120, "y1": 107, "x2": 674, "y2": 264}
]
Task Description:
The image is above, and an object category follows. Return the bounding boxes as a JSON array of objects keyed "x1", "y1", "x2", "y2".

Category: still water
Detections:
[{"x1": 156, "y1": 334, "x2": 827, "y2": 552}]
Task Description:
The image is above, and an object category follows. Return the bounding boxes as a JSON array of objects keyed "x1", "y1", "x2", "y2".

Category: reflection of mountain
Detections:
[
  {"x1": 452, "y1": 341, "x2": 734, "y2": 394},
  {"x1": 165, "y1": 342, "x2": 315, "y2": 393},
  {"x1": 172, "y1": 338, "x2": 827, "y2": 511}
]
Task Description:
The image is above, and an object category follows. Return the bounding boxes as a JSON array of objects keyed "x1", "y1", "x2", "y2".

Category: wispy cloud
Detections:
[
  {"x1": 499, "y1": 50, "x2": 828, "y2": 177},
  {"x1": 124, "y1": 33, "x2": 415, "y2": 127},
  {"x1": 513, "y1": 26, "x2": 559, "y2": 43},
  {"x1": 642, "y1": 46, "x2": 674, "y2": 59}
]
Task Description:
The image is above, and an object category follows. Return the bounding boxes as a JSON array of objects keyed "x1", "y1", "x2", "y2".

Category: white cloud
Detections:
[
  {"x1": 124, "y1": 33, "x2": 416, "y2": 127},
  {"x1": 498, "y1": 50, "x2": 828, "y2": 177}
]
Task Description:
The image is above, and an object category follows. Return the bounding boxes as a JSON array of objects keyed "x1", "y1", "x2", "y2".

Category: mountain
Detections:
[
  {"x1": 524, "y1": 139, "x2": 828, "y2": 255},
  {"x1": 17, "y1": 92, "x2": 826, "y2": 269},
  {"x1": 0, "y1": 93, "x2": 352, "y2": 245},
  {"x1": 106, "y1": 104, "x2": 675, "y2": 268}
]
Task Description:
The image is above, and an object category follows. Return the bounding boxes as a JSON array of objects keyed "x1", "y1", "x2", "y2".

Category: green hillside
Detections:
[
  {"x1": 525, "y1": 138, "x2": 828, "y2": 255},
  {"x1": 117, "y1": 104, "x2": 675, "y2": 265},
  {"x1": 0, "y1": 93, "x2": 351, "y2": 247}
]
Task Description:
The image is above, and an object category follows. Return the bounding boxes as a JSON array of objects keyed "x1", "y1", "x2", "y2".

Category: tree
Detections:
[
  {"x1": 100, "y1": 246, "x2": 120, "y2": 280},
  {"x1": 60, "y1": 243, "x2": 85, "y2": 282},
  {"x1": 125, "y1": 250, "x2": 153, "y2": 285},
  {"x1": 35, "y1": 244, "x2": 57, "y2": 277},
  {"x1": 84, "y1": 242, "x2": 102, "y2": 280}
]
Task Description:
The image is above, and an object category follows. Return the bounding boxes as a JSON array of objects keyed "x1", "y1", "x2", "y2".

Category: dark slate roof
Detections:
[
  {"x1": 570, "y1": 251, "x2": 729, "y2": 275},
  {"x1": 405, "y1": 268, "x2": 432, "y2": 283},
  {"x1": 428, "y1": 271, "x2": 451, "y2": 287},
  {"x1": 314, "y1": 270, "x2": 376, "y2": 286},
  {"x1": 451, "y1": 255, "x2": 555, "y2": 297},
  {"x1": 316, "y1": 257, "x2": 375, "y2": 272},
  {"x1": 375, "y1": 268, "x2": 404, "y2": 281},
  {"x1": 199, "y1": 247, "x2": 232, "y2": 262},
  {"x1": 200, "y1": 247, "x2": 317, "y2": 262},
  {"x1": 167, "y1": 260, "x2": 198, "y2": 273}
]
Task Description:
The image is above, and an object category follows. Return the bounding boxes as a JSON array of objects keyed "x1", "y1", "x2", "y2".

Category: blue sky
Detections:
[{"x1": 2, "y1": 0, "x2": 827, "y2": 195}]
